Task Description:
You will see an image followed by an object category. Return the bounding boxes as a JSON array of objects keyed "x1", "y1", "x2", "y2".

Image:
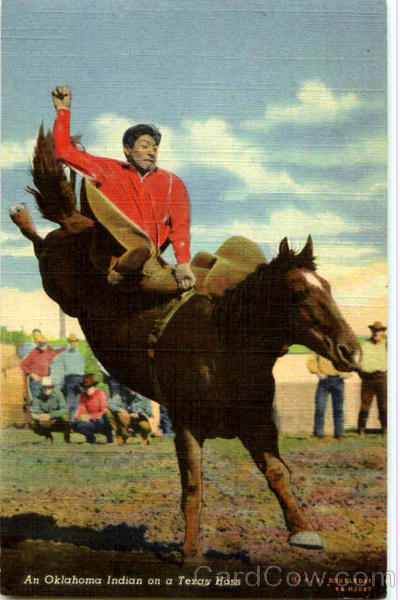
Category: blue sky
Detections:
[{"x1": 1, "y1": 0, "x2": 387, "y2": 331}]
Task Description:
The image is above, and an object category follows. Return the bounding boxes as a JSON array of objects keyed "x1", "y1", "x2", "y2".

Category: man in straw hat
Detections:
[
  {"x1": 72, "y1": 374, "x2": 113, "y2": 444},
  {"x1": 52, "y1": 333, "x2": 85, "y2": 418},
  {"x1": 357, "y1": 321, "x2": 387, "y2": 435},
  {"x1": 30, "y1": 377, "x2": 71, "y2": 443},
  {"x1": 51, "y1": 85, "x2": 196, "y2": 293}
]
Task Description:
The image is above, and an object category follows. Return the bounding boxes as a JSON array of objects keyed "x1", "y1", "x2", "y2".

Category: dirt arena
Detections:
[{"x1": 1, "y1": 423, "x2": 386, "y2": 598}]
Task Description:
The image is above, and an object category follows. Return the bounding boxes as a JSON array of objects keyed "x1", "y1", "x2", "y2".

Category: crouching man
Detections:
[
  {"x1": 72, "y1": 374, "x2": 113, "y2": 444},
  {"x1": 30, "y1": 377, "x2": 71, "y2": 443},
  {"x1": 106, "y1": 380, "x2": 153, "y2": 446}
]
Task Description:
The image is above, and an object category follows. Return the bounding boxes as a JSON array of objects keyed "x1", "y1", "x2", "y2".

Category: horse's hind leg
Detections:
[
  {"x1": 9, "y1": 204, "x2": 44, "y2": 253},
  {"x1": 174, "y1": 427, "x2": 204, "y2": 558},
  {"x1": 239, "y1": 423, "x2": 323, "y2": 550}
]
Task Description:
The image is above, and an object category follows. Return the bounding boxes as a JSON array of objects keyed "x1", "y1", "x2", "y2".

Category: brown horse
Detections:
[{"x1": 10, "y1": 129, "x2": 360, "y2": 558}]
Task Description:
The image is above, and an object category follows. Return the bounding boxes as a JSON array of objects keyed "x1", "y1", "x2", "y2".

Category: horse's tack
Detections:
[
  {"x1": 191, "y1": 236, "x2": 267, "y2": 297},
  {"x1": 147, "y1": 287, "x2": 197, "y2": 401}
]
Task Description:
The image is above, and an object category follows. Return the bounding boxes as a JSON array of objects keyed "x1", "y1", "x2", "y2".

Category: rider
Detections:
[{"x1": 51, "y1": 85, "x2": 196, "y2": 292}]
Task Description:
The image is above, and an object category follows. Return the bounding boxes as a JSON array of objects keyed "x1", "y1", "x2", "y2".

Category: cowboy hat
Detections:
[
  {"x1": 82, "y1": 374, "x2": 98, "y2": 389},
  {"x1": 34, "y1": 333, "x2": 47, "y2": 343},
  {"x1": 67, "y1": 333, "x2": 79, "y2": 342},
  {"x1": 368, "y1": 321, "x2": 387, "y2": 332}
]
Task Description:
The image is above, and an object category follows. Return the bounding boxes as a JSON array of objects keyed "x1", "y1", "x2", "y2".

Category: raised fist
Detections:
[{"x1": 51, "y1": 85, "x2": 71, "y2": 110}]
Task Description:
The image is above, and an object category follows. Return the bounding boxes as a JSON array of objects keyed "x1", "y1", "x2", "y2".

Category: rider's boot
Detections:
[{"x1": 107, "y1": 247, "x2": 151, "y2": 286}]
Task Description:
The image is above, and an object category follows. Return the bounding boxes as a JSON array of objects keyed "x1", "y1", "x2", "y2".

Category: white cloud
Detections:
[
  {"x1": 363, "y1": 181, "x2": 387, "y2": 198},
  {"x1": 265, "y1": 136, "x2": 387, "y2": 169},
  {"x1": 86, "y1": 114, "x2": 132, "y2": 159},
  {"x1": 243, "y1": 79, "x2": 361, "y2": 129},
  {"x1": 87, "y1": 113, "x2": 314, "y2": 197},
  {"x1": 1, "y1": 288, "x2": 83, "y2": 337},
  {"x1": 86, "y1": 109, "x2": 384, "y2": 202},
  {"x1": 1, "y1": 138, "x2": 36, "y2": 169},
  {"x1": 313, "y1": 244, "x2": 379, "y2": 263},
  {"x1": 192, "y1": 208, "x2": 363, "y2": 252},
  {"x1": 178, "y1": 119, "x2": 313, "y2": 195},
  {"x1": 0, "y1": 226, "x2": 54, "y2": 257}
]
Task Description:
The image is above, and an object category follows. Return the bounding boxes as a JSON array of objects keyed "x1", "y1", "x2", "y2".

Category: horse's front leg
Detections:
[
  {"x1": 174, "y1": 427, "x2": 204, "y2": 558},
  {"x1": 240, "y1": 418, "x2": 323, "y2": 550}
]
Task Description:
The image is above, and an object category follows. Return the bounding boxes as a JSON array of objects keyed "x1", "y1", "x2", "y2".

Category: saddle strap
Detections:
[{"x1": 148, "y1": 287, "x2": 197, "y2": 401}]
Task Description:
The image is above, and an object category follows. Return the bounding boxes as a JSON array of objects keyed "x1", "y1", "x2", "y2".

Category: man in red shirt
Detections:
[
  {"x1": 72, "y1": 374, "x2": 113, "y2": 444},
  {"x1": 21, "y1": 333, "x2": 66, "y2": 400},
  {"x1": 51, "y1": 85, "x2": 196, "y2": 292}
]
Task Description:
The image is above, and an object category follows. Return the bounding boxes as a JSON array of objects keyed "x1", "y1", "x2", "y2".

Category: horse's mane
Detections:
[
  {"x1": 214, "y1": 245, "x2": 316, "y2": 345},
  {"x1": 26, "y1": 126, "x2": 76, "y2": 223}
]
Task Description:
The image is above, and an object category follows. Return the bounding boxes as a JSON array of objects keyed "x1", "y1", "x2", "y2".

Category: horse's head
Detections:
[{"x1": 276, "y1": 236, "x2": 361, "y2": 371}]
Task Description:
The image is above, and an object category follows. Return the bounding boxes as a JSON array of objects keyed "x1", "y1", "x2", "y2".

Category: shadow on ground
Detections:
[
  {"x1": 1, "y1": 512, "x2": 181, "y2": 556},
  {"x1": 1, "y1": 512, "x2": 251, "y2": 563}
]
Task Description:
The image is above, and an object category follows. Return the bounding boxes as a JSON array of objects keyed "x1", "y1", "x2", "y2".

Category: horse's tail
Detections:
[{"x1": 26, "y1": 124, "x2": 76, "y2": 224}]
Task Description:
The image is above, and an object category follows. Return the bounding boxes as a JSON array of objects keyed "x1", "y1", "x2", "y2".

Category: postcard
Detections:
[{"x1": 1, "y1": 0, "x2": 390, "y2": 597}]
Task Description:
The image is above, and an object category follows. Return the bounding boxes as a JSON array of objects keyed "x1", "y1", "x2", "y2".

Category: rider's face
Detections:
[{"x1": 124, "y1": 135, "x2": 158, "y2": 174}]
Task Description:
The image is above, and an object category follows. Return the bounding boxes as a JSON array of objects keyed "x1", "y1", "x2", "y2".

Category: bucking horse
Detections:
[{"x1": 10, "y1": 127, "x2": 360, "y2": 558}]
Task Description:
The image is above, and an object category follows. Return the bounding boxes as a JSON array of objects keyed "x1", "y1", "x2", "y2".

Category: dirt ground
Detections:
[{"x1": 0, "y1": 427, "x2": 386, "y2": 598}]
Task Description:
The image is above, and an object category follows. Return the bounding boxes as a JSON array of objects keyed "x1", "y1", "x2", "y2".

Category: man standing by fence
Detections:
[
  {"x1": 307, "y1": 354, "x2": 350, "y2": 440},
  {"x1": 357, "y1": 321, "x2": 387, "y2": 435},
  {"x1": 53, "y1": 333, "x2": 85, "y2": 418}
]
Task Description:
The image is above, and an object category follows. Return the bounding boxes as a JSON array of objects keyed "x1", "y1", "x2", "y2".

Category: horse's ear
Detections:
[
  {"x1": 298, "y1": 235, "x2": 313, "y2": 262},
  {"x1": 279, "y1": 237, "x2": 290, "y2": 256}
]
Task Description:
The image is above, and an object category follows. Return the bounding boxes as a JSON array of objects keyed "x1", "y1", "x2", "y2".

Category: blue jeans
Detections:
[
  {"x1": 63, "y1": 374, "x2": 83, "y2": 418},
  {"x1": 72, "y1": 415, "x2": 114, "y2": 444},
  {"x1": 159, "y1": 405, "x2": 173, "y2": 434},
  {"x1": 29, "y1": 378, "x2": 42, "y2": 399},
  {"x1": 313, "y1": 376, "x2": 344, "y2": 437},
  {"x1": 104, "y1": 375, "x2": 122, "y2": 397}
]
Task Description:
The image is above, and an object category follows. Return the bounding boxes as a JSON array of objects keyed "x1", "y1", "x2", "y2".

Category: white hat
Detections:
[{"x1": 42, "y1": 377, "x2": 54, "y2": 387}]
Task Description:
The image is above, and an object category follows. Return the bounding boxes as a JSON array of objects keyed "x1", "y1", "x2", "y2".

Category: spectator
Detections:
[
  {"x1": 159, "y1": 405, "x2": 174, "y2": 435},
  {"x1": 106, "y1": 378, "x2": 153, "y2": 445},
  {"x1": 53, "y1": 333, "x2": 84, "y2": 417},
  {"x1": 307, "y1": 354, "x2": 350, "y2": 440},
  {"x1": 21, "y1": 333, "x2": 65, "y2": 400},
  {"x1": 72, "y1": 374, "x2": 113, "y2": 444},
  {"x1": 148, "y1": 401, "x2": 162, "y2": 437},
  {"x1": 357, "y1": 321, "x2": 387, "y2": 435},
  {"x1": 18, "y1": 329, "x2": 42, "y2": 360},
  {"x1": 30, "y1": 377, "x2": 70, "y2": 443}
]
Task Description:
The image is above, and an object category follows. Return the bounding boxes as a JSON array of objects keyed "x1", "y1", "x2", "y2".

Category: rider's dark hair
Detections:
[{"x1": 122, "y1": 124, "x2": 162, "y2": 148}]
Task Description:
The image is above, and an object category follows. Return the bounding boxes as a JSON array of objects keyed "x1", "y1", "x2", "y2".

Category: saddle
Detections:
[{"x1": 191, "y1": 236, "x2": 267, "y2": 297}]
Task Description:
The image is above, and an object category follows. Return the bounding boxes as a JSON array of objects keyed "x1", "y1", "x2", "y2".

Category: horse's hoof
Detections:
[
  {"x1": 289, "y1": 531, "x2": 323, "y2": 549},
  {"x1": 9, "y1": 203, "x2": 27, "y2": 215},
  {"x1": 183, "y1": 554, "x2": 204, "y2": 568}
]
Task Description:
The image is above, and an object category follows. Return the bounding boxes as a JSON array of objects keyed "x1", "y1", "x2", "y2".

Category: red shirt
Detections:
[
  {"x1": 76, "y1": 389, "x2": 108, "y2": 419},
  {"x1": 53, "y1": 109, "x2": 191, "y2": 263},
  {"x1": 21, "y1": 346, "x2": 65, "y2": 377}
]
